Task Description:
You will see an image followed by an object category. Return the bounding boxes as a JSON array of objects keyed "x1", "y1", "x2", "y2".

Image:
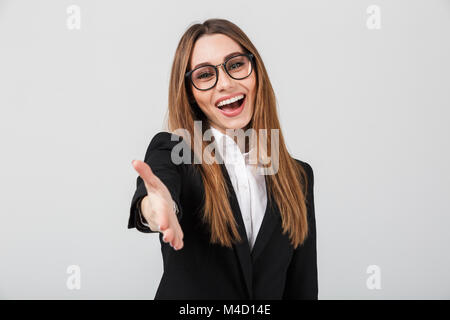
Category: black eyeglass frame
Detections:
[{"x1": 185, "y1": 53, "x2": 255, "y2": 91}]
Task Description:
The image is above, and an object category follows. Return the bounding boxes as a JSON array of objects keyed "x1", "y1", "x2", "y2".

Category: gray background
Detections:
[{"x1": 0, "y1": 0, "x2": 449, "y2": 299}]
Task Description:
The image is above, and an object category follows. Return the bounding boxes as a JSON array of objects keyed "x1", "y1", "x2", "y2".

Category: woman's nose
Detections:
[{"x1": 216, "y1": 65, "x2": 233, "y2": 90}]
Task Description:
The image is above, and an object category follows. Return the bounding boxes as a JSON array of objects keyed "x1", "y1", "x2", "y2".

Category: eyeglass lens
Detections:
[{"x1": 191, "y1": 55, "x2": 252, "y2": 90}]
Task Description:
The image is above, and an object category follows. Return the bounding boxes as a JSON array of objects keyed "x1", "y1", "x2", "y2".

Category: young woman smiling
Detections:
[{"x1": 129, "y1": 18, "x2": 318, "y2": 300}]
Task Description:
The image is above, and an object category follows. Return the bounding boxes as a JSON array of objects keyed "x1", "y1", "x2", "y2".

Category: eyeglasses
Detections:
[{"x1": 185, "y1": 53, "x2": 254, "y2": 91}]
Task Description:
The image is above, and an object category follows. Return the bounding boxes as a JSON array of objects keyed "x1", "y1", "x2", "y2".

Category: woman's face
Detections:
[{"x1": 188, "y1": 34, "x2": 256, "y2": 134}]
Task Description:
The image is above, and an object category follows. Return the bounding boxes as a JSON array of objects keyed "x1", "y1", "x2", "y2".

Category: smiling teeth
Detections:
[{"x1": 217, "y1": 94, "x2": 245, "y2": 107}]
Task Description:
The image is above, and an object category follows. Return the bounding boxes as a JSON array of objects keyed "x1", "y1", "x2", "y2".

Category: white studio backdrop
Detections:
[{"x1": 0, "y1": 0, "x2": 449, "y2": 299}]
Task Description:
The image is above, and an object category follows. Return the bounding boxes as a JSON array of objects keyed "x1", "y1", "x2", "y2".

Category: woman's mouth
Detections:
[{"x1": 216, "y1": 94, "x2": 246, "y2": 117}]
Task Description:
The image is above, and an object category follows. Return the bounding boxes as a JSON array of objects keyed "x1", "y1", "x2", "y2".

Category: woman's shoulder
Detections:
[
  {"x1": 292, "y1": 158, "x2": 315, "y2": 212},
  {"x1": 292, "y1": 157, "x2": 314, "y2": 181},
  {"x1": 145, "y1": 131, "x2": 193, "y2": 168},
  {"x1": 148, "y1": 131, "x2": 185, "y2": 151}
]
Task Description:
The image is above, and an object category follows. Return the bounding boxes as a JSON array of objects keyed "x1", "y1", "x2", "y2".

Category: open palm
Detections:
[{"x1": 132, "y1": 160, "x2": 184, "y2": 250}]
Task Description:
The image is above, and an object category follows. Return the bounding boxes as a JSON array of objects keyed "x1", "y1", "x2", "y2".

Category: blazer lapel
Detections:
[
  {"x1": 250, "y1": 181, "x2": 281, "y2": 263},
  {"x1": 219, "y1": 162, "x2": 254, "y2": 299}
]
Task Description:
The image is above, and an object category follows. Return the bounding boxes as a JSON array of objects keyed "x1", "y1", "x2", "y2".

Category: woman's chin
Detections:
[{"x1": 216, "y1": 116, "x2": 252, "y2": 132}]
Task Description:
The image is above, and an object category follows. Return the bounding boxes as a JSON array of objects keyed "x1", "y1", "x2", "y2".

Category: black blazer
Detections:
[{"x1": 128, "y1": 131, "x2": 318, "y2": 300}]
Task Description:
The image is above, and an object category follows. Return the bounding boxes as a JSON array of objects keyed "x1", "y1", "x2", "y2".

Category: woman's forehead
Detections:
[{"x1": 190, "y1": 34, "x2": 242, "y2": 69}]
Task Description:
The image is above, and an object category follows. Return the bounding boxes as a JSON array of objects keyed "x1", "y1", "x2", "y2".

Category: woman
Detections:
[{"x1": 129, "y1": 18, "x2": 318, "y2": 300}]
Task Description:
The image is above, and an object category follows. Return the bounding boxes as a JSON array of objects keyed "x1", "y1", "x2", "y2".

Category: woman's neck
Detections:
[{"x1": 210, "y1": 124, "x2": 251, "y2": 154}]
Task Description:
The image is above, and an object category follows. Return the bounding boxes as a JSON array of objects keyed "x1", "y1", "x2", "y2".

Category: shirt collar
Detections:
[{"x1": 210, "y1": 125, "x2": 252, "y2": 163}]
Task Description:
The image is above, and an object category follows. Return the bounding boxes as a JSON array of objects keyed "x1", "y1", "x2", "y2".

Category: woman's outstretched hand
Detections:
[{"x1": 131, "y1": 159, "x2": 184, "y2": 250}]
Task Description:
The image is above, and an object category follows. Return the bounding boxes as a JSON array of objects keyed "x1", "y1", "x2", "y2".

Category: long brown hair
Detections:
[{"x1": 164, "y1": 18, "x2": 310, "y2": 249}]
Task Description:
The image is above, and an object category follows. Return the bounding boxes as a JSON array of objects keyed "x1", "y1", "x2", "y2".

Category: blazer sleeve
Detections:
[
  {"x1": 283, "y1": 160, "x2": 318, "y2": 299},
  {"x1": 128, "y1": 131, "x2": 184, "y2": 233}
]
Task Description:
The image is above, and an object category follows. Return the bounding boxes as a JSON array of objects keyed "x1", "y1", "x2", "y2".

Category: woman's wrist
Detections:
[
  {"x1": 137, "y1": 196, "x2": 150, "y2": 227},
  {"x1": 172, "y1": 200, "x2": 179, "y2": 216}
]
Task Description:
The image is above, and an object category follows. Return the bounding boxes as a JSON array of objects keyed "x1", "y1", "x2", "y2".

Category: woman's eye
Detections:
[
  {"x1": 197, "y1": 72, "x2": 213, "y2": 79},
  {"x1": 229, "y1": 62, "x2": 243, "y2": 70}
]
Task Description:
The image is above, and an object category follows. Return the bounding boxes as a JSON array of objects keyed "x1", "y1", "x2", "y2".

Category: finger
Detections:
[
  {"x1": 174, "y1": 235, "x2": 184, "y2": 250},
  {"x1": 157, "y1": 212, "x2": 170, "y2": 232},
  {"x1": 132, "y1": 160, "x2": 159, "y2": 191},
  {"x1": 179, "y1": 228, "x2": 184, "y2": 240},
  {"x1": 162, "y1": 228, "x2": 174, "y2": 244},
  {"x1": 172, "y1": 233, "x2": 180, "y2": 249},
  {"x1": 172, "y1": 222, "x2": 184, "y2": 250}
]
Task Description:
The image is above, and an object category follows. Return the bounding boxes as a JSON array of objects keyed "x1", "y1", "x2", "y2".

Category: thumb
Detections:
[{"x1": 132, "y1": 159, "x2": 160, "y2": 192}]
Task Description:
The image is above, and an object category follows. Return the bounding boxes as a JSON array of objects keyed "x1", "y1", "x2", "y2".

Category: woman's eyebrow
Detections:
[{"x1": 192, "y1": 51, "x2": 244, "y2": 70}]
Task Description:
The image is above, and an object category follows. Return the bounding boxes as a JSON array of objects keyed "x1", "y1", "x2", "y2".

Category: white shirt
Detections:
[{"x1": 210, "y1": 126, "x2": 268, "y2": 251}]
